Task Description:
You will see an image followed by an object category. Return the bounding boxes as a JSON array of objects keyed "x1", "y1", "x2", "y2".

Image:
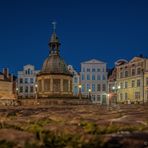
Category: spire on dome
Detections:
[{"x1": 48, "y1": 21, "x2": 61, "y2": 55}]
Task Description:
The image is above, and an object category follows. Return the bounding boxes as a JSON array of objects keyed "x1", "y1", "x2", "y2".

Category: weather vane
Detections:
[{"x1": 52, "y1": 21, "x2": 56, "y2": 32}]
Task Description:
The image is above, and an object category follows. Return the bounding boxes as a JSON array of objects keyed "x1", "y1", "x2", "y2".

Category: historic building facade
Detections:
[
  {"x1": 80, "y1": 59, "x2": 108, "y2": 104},
  {"x1": 116, "y1": 56, "x2": 148, "y2": 103},
  {"x1": 17, "y1": 65, "x2": 40, "y2": 98},
  {"x1": 108, "y1": 59, "x2": 128, "y2": 104},
  {"x1": 0, "y1": 68, "x2": 15, "y2": 99},
  {"x1": 68, "y1": 65, "x2": 80, "y2": 96},
  {"x1": 37, "y1": 26, "x2": 73, "y2": 98}
]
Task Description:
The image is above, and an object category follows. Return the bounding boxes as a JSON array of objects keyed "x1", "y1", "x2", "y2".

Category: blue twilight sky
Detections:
[{"x1": 0, "y1": 0, "x2": 148, "y2": 74}]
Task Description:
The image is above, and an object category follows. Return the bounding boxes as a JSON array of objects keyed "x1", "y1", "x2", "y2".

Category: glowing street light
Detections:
[
  {"x1": 35, "y1": 84, "x2": 38, "y2": 100},
  {"x1": 78, "y1": 84, "x2": 82, "y2": 99},
  {"x1": 16, "y1": 87, "x2": 19, "y2": 99},
  {"x1": 88, "y1": 88, "x2": 91, "y2": 100}
]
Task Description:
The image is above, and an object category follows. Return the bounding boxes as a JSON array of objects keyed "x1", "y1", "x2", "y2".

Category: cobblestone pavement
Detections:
[{"x1": 0, "y1": 104, "x2": 148, "y2": 147}]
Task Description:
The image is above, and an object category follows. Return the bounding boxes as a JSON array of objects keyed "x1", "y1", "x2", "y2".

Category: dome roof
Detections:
[{"x1": 41, "y1": 55, "x2": 72, "y2": 75}]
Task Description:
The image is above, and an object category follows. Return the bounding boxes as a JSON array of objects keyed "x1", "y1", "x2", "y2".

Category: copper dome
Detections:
[{"x1": 41, "y1": 54, "x2": 71, "y2": 75}]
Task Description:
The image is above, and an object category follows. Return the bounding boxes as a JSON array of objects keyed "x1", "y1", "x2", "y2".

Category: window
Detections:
[
  {"x1": 28, "y1": 69, "x2": 31, "y2": 75},
  {"x1": 25, "y1": 86, "x2": 28, "y2": 92},
  {"x1": 81, "y1": 74, "x2": 84, "y2": 80},
  {"x1": 120, "y1": 93, "x2": 123, "y2": 101},
  {"x1": 97, "y1": 75, "x2": 100, "y2": 80},
  {"x1": 82, "y1": 68, "x2": 85, "y2": 72},
  {"x1": 146, "y1": 77, "x2": 148, "y2": 86},
  {"x1": 125, "y1": 82, "x2": 128, "y2": 88},
  {"x1": 63, "y1": 80, "x2": 68, "y2": 92},
  {"x1": 87, "y1": 68, "x2": 90, "y2": 72},
  {"x1": 92, "y1": 75, "x2": 95, "y2": 80},
  {"x1": 131, "y1": 69, "x2": 135, "y2": 76},
  {"x1": 30, "y1": 86, "x2": 34, "y2": 93},
  {"x1": 102, "y1": 84, "x2": 106, "y2": 91},
  {"x1": 92, "y1": 84, "x2": 95, "y2": 92},
  {"x1": 125, "y1": 93, "x2": 128, "y2": 100},
  {"x1": 74, "y1": 86, "x2": 78, "y2": 95},
  {"x1": 87, "y1": 74, "x2": 90, "y2": 80},
  {"x1": 120, "y1": 72, "x2": 123, "y2": 78},
  {"x1": 125, "y1": 71, "x2": 128, "y2": 77},
  {"x1": 86, "y1": 84, "x2": 90, "y2": 91},
  {"x1": 82, "y1": 84, "x2": 85, "y2": 92},
  {"x1": 131, "y1": 80, "x2": 135, "y2": 87},
  {"x1": 135, "y1": 92, "x2": 140, "y2": 100},
  {"x1": 97, "y1": 84, "x2": 101, "y2": 91},
  {"x1": 137, "y1": 79, "x2": 141, "y2": 87},
  {"x1": 74, "y1": 77, "x2": 77, "y2": 83},
  {"x1": 30, "y1": 78, "x2": 34, "y2": 83},
  {"x1": 19, "y1": 86, "x2": 23, "y2": 93},
  {"x1": 25, "y1": 78, "x2": 28, "y2": 84},
  {"x1": 19, "y1": 78, "x2": 23, "y2": 83},
  {"x1": 137, "y1": 67, "x2": 141, "y2": 75},
  {"x1": 92, "y1": 68, "x2": 95, "y2": 72},
  {"x1": 97, "y1": 68, "x2": 100, "y2": 72}
]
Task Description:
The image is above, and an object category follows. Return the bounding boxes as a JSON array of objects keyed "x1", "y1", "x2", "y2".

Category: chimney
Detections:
[{"x1": 3, "y1": 68, "x2": 9, "y2": 78}]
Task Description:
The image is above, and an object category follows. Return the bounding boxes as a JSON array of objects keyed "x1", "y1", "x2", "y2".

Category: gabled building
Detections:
[
  {"x1": 116, "y1": 55, "x2": 148, "y2": 103},
  {"x1": 80, "y1": 59, "x2": 108, "y2": 104},
  {"x1": 17, "y1": 64, "x2": 40, "y2": 98}
]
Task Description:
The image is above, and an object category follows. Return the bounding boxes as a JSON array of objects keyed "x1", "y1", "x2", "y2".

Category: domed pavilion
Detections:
[{"x1": 37, "y1": 23, "x2": 73, "y2": 98}]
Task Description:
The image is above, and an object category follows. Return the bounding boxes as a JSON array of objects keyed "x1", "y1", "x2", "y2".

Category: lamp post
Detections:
[
  {"x1": 16, "y1": 87, "x2": 19, "y2": 99},
  {"x1": 88, "y1": 88, "x2": 91, "y2": 101},
  {"x1": 78, "y1": 84, "x2": 82, "y2": 99},
  {"x1": 35, "y1": 84, "x2": 38, "y2": 100},
  {"x1": 107, "y1": 93, "x2": 110, "y2": 106}
]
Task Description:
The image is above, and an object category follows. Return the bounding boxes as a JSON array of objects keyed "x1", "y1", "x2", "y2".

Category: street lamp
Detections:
[
  {"x1": 88, "y1": 88, "x2": 91, "y2": 100},
  {"x1": 35, "y1": 84, "x2": 38, "y2": 100},
  {"x1": 107, "y1": 93, "x2": 110, "y2": 106},
  {"x1": 78, "y1": 84, "x2": 82, "y2": 99},
  {"x1": 16, "y1": 87, "x2": 19, "y2": 99}
]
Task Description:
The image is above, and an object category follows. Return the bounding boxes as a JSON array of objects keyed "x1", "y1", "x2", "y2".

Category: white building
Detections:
[
  {"x1": 80, "y1": 59, "x2": 108, "y2": 104},
  {"x1": 17, "y1": 64, "x2": 40, "y2": 98},
  {"x1": 68, "y1": 65, "x2": 80, "y2": 96}
]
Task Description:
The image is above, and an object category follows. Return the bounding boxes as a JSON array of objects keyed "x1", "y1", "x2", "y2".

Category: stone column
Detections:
[
  {"x1": 68, "y1": 80, "x2": 70, "y2": 92},
  {"x1": 50, "y1": 78, "x2": 53, "y2": 92},
  {"x1": 41, "y1": 79, "x2": 44, "y2": 92}
]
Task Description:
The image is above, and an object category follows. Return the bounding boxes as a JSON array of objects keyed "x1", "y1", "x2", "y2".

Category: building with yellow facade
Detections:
[{"x1": 116, "y1": 55, "x2": 148, "y2": 104}]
